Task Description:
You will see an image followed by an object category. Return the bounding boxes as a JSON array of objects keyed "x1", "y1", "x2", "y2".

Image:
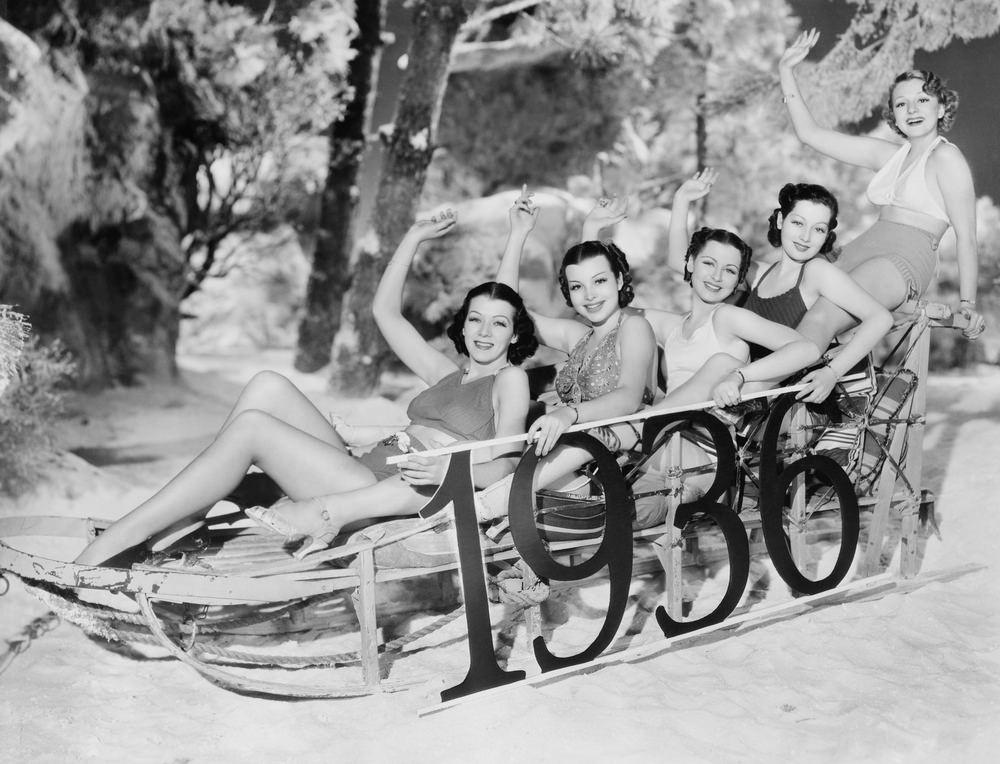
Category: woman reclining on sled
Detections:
[{"x1": 76, "y1": 209, "x2": 539, "y2": 566}]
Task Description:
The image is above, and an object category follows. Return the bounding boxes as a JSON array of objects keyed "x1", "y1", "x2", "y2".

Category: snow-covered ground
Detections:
[{"x1": 1, "y1": 352, "x2": 998, "y2": 764}]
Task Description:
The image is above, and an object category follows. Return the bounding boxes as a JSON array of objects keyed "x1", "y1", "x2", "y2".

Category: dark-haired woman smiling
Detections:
[
  {"x1": 77, "y1": 209, "x2": 539, "y2": 565},
  {"x1": 666, "y1": 172, "x2": 892, "y2": 406}
]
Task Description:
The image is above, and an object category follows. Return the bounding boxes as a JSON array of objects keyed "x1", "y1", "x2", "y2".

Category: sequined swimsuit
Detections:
[
  {"x1": 553, "y1": 314, "x2": 653, "y2": 452},
  {"x1": 555, "y1": 314, "x2": 654, "y2": 406}
]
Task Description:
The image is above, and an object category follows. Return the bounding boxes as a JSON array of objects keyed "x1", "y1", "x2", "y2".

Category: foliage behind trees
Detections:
[
  {"x1": 3, "y1": 0, "x2": 999, "y2": 395},
  {"x1": 0, "y1": 0, "x2": 354, "y2": 386},
  {"x1": 0, "y1": 337, "x2": 76, "y2": 496}
]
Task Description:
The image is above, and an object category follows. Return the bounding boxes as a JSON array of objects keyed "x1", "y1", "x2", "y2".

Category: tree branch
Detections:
[{"x1": 458, "y1": 0, "x2": 546, "y2": 42}]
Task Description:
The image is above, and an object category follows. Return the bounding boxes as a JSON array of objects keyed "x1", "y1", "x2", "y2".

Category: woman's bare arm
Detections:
[{"x1": 779, "y1": 28, "x2": 896, "y2": 170}]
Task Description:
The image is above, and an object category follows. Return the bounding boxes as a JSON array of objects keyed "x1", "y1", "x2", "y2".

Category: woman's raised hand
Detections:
[
  {"x1": 675, "y1": 168, "x2": 718, "y2": 203},
  {"x1": 411, "y1": 207, "x2": 458, "y2": 241},
  {"x1": 584, "y1": 193, "x2": 629, "y2": 234},
  {"x1": 780, "y1": 28, "x2": 819, "y2": 71},
  {"x1": 509, "y1": 184, "x2": 540, "y2": 236}
]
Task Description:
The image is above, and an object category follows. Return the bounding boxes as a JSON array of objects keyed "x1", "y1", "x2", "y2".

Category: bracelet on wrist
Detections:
[
  {"x1": 734, "y1": 369, "x2": 746, "y2": 386},
  {"x1": 568, "y1": 405, "x2": 579, "y2": 425},
  {"x1": 960, "y1": 298, "x2": 976, "y2": 307}
]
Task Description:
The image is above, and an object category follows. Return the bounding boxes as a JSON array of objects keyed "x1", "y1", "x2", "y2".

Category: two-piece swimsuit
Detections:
[
  {"x1": 838, "y1": 135, "x2": 950, "y2": 299},
  {"x1": 359, "y1": 369, "x2": 497, "y2": 481}
]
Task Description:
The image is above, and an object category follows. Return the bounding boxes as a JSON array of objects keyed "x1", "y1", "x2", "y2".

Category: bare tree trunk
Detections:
[
  {"x1": 695, "y1": 91, "x2": 707, "y2": 218},
  {"x1": 329, "y1": 0, "x2": 474, "y2": 394},
  {"x1": 294, "y1": 0, "x2": 385, "y2": 372}
]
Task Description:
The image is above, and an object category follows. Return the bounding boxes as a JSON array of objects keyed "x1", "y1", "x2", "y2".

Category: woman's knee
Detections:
[
  {"x1": 219, "y1": 408, "x2": 275, "y2": 442},
  {"x1": 244, "y1": 370, "x2": 296, "y2": 402}
]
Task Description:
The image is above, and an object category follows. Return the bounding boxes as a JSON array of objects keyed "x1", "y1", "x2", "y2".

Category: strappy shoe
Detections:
[
  {"x1": 246, "y1": 499, "x2": 341, "y2": 559},
  {"x1": 246, "y1": 505, "x2": 303, "y2": 538}
]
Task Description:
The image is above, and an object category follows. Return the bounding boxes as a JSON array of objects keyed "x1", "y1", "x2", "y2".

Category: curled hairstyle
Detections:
[
  {"x1": 684, "y1": 227, "x2": 753, "y2": 286},
  {"x1": 882, "y1": 70, "x2": 959, "y2": 137},
  {"x1": 766, "y1": 183, "x2": 839, "y2": 255},
  {"x1": 558, "y1": 240, "x2": 635, "y2": 308},
  {"x1": 446, "y1": 281, "x2": 539, "y2": 365}
]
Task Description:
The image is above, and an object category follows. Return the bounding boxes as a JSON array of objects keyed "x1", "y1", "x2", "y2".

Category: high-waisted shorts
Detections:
[
  {"x1": 836, "y1": 219, "x2": 940, "y2": 301},
  {"x1": 357, "y1": 433, "x2": 426, "y2": 482}
]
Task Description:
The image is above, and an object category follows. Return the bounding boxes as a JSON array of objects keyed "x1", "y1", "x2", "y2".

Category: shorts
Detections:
[
  {"x1": 836, "y1": 220, "x2": 939, "y2": 301},
  {"x1": 357, "y1": 433, "x2": 426, "y2": 482}
]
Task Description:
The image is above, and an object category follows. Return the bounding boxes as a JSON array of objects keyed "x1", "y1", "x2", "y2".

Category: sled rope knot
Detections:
[{"x1": 489, "y1": 560, "x2": 549, "y2": 608}]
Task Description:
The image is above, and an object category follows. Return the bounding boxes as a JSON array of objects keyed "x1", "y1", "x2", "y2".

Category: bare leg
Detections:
[
  {"x1": 288, "y1": 475, "x2": 438, "y2": 536},
  {"x1": 220, "y1": 370, "x2": 346, "y2": 449},
  {"x1": 76, "y1": 410, "x2": 376, "y2": 565},
  {"x1": 797, "y1": 259, "x2": 909, "y2": 351}
]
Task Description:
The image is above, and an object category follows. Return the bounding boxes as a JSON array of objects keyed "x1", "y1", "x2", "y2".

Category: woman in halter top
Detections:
[
  {"x1": 779, "y1": 28, "x2": 985, "y2": 345},
  {"x1": 76, "y1": 209, "x2": 539, "y2": 566},
  {"x1": 480, "y1": 189, "x2": 657, "y2": 503}
]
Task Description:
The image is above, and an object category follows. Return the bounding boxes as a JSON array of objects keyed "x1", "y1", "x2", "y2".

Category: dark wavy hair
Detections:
[
  {"x1": 557, "y1": 240, "x2": 635, "y2": 308},
  {"x1": 766, "y1": 183, "x2": 839, "y2": 255},
  {"x1": 446, "y1": 281, "x2": 538, "y2": 365},
  {"x1": 882, "y1": 70, "x2": 959, "y2": 138},
  {"x1": 683, "y1": 227, "x2": 753, "y2": 286}
]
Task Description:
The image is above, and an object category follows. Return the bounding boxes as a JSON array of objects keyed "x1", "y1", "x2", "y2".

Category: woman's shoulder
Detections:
[
  {"x1": 620, "y1": 311, "x2": 657, "y2": 342},
  {"x1": 624, "y1": 306, "x2": 679, "y2": 341},
  {"x1": 496, "y1": 364, "x2": 529, "y2": 384},
  {"x1": 928, "y1": 138, "x2": 971, "y2": 172},
  {"x1": 492, "y1": 365, "x2": 530, "y2": 402},
  {"x1": 800, "y1": 256, "x2": 841, "y2": 280}
]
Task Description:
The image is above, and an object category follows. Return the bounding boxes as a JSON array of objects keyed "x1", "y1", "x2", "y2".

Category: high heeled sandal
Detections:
[
  {"x1": 291, "y1": 528, "x2": 340, "y2": 559},
  {"x1": 246, "y1": 500, "x2": 341, "y2": 558},
  {"x1": 246, "y1": 505, "x2": 303, "y2": 538}
]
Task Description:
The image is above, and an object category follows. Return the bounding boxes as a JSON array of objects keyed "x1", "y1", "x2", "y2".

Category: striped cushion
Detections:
[{"x1": 813, "y1": 369, "x2": 916, "y2": 494}]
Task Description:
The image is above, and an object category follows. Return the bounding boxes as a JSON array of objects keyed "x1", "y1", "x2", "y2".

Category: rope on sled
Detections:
[
  {"x1": 487, "y1": 560, "x2": 549, "y2": 609},
  {"x1": 21, "y1": 578, "x2": 465, "y2": 668}
]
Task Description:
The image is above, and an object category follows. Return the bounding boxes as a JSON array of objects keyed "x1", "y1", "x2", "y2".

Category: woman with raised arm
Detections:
[
  {"x1": 579, "y1": 194, "x2": 818, "y2": 527},
  {"x1": 661, "y1": 172, "x2": 893, "y2": 405},
  {"x1": 779, "y1": 28, "x2": 985, "y2": 342},
  {"x1": 471, "y1": 190, "x2": 658, "y2": 517},
  {"x1": 76, "y1": 209, "x2": 538, "y2": 566}
]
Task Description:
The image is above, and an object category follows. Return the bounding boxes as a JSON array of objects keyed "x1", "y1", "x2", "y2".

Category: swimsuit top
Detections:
[
  {"x1": 663, "y1": 306, "x2": 749, "y2": 394},
  {"x1": 554, "y1": 313, "x2": 654, "y2": 405},
  {"x1": 743, "y1": 262, "x2": 809, "y2": 328},
  {"x1": 866, "y1": 136, "x2": 950, "y2": 223},
  {"x1": 406, "y1": 369, "x2": 496, "y2": 441},
  {"x1": 742, "y1": 261, "x2": 809, "y2": 361}
]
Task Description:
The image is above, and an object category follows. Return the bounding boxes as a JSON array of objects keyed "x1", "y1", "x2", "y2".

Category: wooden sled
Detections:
[{"x1": 0, "y1": 301, "x2": 967, "y2": 701}]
